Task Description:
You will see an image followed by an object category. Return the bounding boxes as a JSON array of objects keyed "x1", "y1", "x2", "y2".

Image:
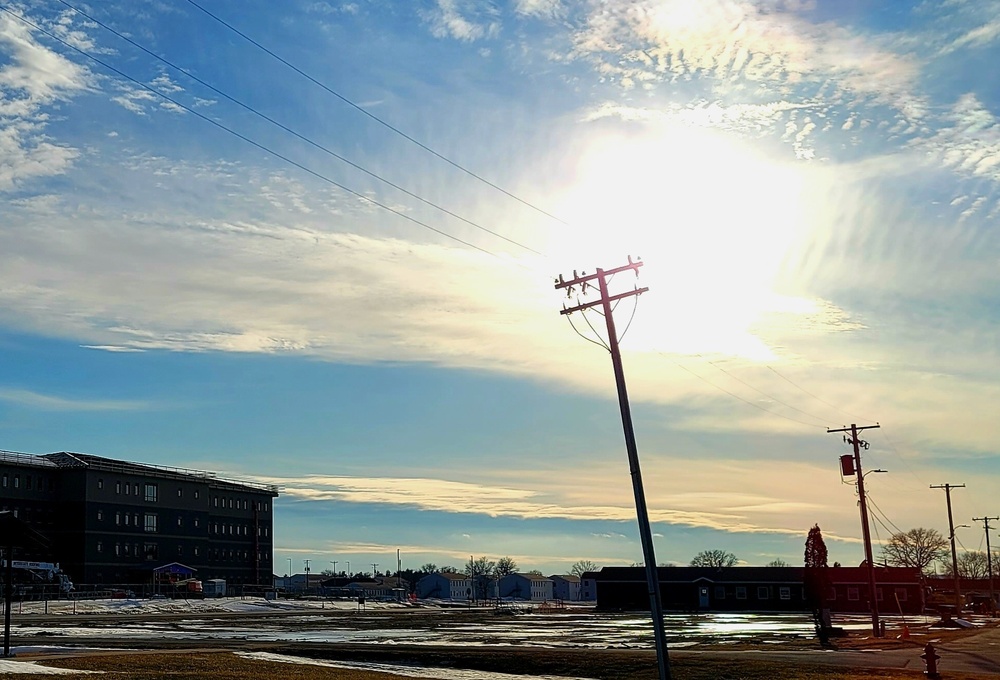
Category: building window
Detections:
[
  {"x1": 213, "y1": 496, "x2": 218, "y2": 508},
  {"x1": 714, "y1": 586, "x2": 725, "y2": 600},
  {"x1": 134, "y1": 484, "x2": 140, "y2": 496},
  {"x1": 177, "y1": 516, "x2": 183, "y2": 527},
  {"x1": 779, "y1": 587, "x2": 791, "y2": 600},
  {"x1": 177, "y1": 488, "x2": 183, "y2": 498},
  {"x1": 116, "y1": 512, "x2": 121, "y2": 525},
  {"x1": 123, "y1": 544, "x2": 130, "y2": 556},
  {"x1": 177, "y1": 545, "x2": 183, "y2": 556},
  {"x1": 116, "y1": 481, "x2": 121, "y2": 494},
  {"x1": 25, "y1": 476, "x2": 32, "y2": 490},
  {"x1": 194, "y1": 490, "x2": 200, "y2": 500},
  {"x1": 144, "y1": 483, "x2": 158, "y2": 502},
  {"x1": 848, "y1": 587, "x2": 860, "y2": 601},
  {"x1": 13, "y1": 475, "x2": 19, "y2": 489},
  {"x1": 757, "y1": 586, "x2": 770, "y2": 599},
  {"x1": 194, "y1": 518, "x2": 200, "y2": 528},
  {"x1": 1, "y1": 473, "x2": 7, "y2": 488},
  {"x1": 124, "y1": 513, "x2": 130, "y2": 526},
  {"x1": 194, "y1": 547, "x2": 200, "y2": 557},
  {"x1": 97, "y1": 509, "x2": 104, "y2": 521},
  {"x1": 98, "y1": 479, "x2": 104, "y2": 490},
  {"x1": 736, "y1": 587, "x2": 747, "y2": 600},
  {"x1": 144, "y1": 543, "x2": 158, "y2": 560},
  {"x1": 144, "y1": 513, "x2": 158, "y2": 533},
  {"x1": 97, "y1": 541, "x2": 103, "y2": 553},
  {"x1": 115, "y1": 543, "x2": 121, "y2": 556}
]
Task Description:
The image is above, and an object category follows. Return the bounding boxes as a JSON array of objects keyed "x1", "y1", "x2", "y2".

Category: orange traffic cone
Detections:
[{"x1": 898, "y1": 625, "x2": 910, "y2": 640}]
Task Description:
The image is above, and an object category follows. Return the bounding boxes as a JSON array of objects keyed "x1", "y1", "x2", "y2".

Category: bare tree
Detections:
[
  {"x1": 881, "y1": 528, "x2": 948, "y2": 574},
  {"x1": 571, "y1": 560, "x2": 599, "y2": 577},
  {"x1": 464, "y1": 556, "x2": 497, "y2": 578},
  {"x1": 495, "y1": 556, "x2": 518, "y2": 577},
  {"x1": 941, "y1": 551, "x2": 997, "y2": 579},
  {"x1": 690, "y1": 550, "x2": 738, "y2": 568},
  {"x1": 418, "y1": 563, "x2": 438, "y2": 573},
  {"x1": 767, "y1": 558, "x2": 790, "y2": 567}
]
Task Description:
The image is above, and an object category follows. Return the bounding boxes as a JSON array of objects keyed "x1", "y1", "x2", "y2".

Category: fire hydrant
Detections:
[{"x1": 921, "y1": 642, "x2": 941, "y2": 679}]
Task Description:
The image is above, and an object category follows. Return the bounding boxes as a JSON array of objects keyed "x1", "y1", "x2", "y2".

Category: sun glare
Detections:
[{"x1": 552, "y1": 124, "x2": 812, "y2": 359}]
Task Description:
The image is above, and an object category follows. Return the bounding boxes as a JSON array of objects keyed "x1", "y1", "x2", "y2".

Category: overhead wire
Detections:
[
  {"x1": 766, "y1": 365, "x2": 875, "y2": 423},
  {"x1": 54, "y1": 0, "x2": 545, "y2": 258},
  {"x1": 181, "y1": 0, "x2": 571, "y2": 227},
  {"x1": 695, "y1": 355, "x2": 831, "y2": 427},
  {"x1": 657, "y1": 353, "x2": 826, "y2": 430},
  {"x1": 0, "y1": 6, "x2": 509, "y2": 262}
]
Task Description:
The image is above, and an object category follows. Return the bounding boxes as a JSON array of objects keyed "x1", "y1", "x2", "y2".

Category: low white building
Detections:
[
  {"x1": 549, "y1": 574, "x2": 580, "y2": 601},
  {"x1": 416, "y1": 571, "x2": 473, "y2": 600},
  {"x1": 499, "y1": 573, "x2": 553, "y2": 601}
]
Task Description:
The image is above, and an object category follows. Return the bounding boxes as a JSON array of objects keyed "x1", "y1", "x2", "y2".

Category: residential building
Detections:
[
  {"x1": 499, "y1": 573, "x2": 553, "y2": 601},
  {"x1": 416, "y1": 571, "x2": 472, "y2": 600},
  {"x1": 0, "y1": 449, "x2": 278, "y2": 586},
  {"x1": 549, "y1": 574, "x2": 581, "y2": 601},
  {"x1": 579, "y1": 571, "x2": 599, "y2": 601}
]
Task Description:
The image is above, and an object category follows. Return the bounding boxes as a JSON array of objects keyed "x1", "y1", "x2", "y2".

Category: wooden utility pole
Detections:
[
  {"x1": 556, "y1": 257, "x2": 670, "y2": 680},
  {"x1": 973, "y1": 516, "x2": 998, "y2": 608},
  {"x1": 932, "y1": 484, "x2": 966, "y2": 612},
  {"x1": 829, "y1": 423, "x2": 882, "y2": 637}
]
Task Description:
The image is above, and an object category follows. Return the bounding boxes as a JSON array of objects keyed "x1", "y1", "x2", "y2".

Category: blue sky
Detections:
[{"x1": 2, "y1": 0, "x2": 1000, "y2": 577}]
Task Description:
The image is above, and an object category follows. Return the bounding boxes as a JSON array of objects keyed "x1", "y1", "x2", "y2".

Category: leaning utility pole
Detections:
[
  {"x1": 973, "y1": 515, "x2": 998, "y2": 608},
  {"x1": 556, "y1": 257, "x2": 670, "y2": 680},
  {"x1": 829, "y1": 423, "x2": 881, "y2": 637},
  {"x1": 932, "y1": 484, "x2": 966, "y2": 612}
]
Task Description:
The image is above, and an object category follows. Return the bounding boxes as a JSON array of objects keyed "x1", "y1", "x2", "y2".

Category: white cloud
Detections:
[
  {"x1": 915, "y1": 93, "x2": 1000, "y2": 183},
  {"x1": 569, "y1": 0, "x2": 922, "y2": 116},
  {"x1": 0, "y1": 9, "x2": 90, "y2": 190},
  {"x1": 515, "y1": 0, "x2": 562, "y2": 19},
  {"x1": 424, "y1": 0, "x2": 501, "y2": 42}
]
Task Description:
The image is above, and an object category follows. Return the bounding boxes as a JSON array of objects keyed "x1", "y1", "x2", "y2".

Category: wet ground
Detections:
[{"x1": 9, "y1": 605, "x2": 932, "y2": 649}]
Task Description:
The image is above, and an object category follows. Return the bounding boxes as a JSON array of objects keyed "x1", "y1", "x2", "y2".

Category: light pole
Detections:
[{"x1": 287, "y1": 557, "x2": 292, "y2": 589}]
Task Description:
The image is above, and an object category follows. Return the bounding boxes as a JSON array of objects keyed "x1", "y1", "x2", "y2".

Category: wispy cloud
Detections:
[
  {"x1": 0, "y1": 387, "x2": 148, "y2": 411},
  {"x1": 423, "y1": 0, "x2": 501, "y2": 42}
]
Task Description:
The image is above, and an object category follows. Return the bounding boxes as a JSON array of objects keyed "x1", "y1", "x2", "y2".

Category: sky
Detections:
[{"x1": 2, "y1": 0, "x2": 1000, "y2": 578}]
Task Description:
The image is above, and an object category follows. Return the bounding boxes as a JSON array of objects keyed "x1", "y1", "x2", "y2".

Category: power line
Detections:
[
  {"x1": 662, "y1": 355, "x2": 825, "y2": 430},
  {"x1": 695, "y1": 355, "x2": 831, "y2": 426},
  {"x1": 767, "y1": 365, "x2": 874, "y2": 423},
  {"x1": 54, "y1": 0, "x2": 544, "y2": 258},
  {"x1": 182, "y1": 0, "x2": 570, "y2": 227},
  {"x1": 1, "y1": 6, "x2": 508, "y2": 261}
]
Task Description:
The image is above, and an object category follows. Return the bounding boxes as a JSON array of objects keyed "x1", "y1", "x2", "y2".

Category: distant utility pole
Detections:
[
  {"x1": 331, "y1": 560, "x2": 338, "y2": 577},
  {"x1": 372, "y1": 563, "x2": 379, "y2": 578},
  {"x1": 829, "y1": 423, "x2": 881, "y2": 637},
  {"x1": 555, "y1": 257, "x2": 670, "y2": 680},
  {"x1": 931, "y1": 484, "x2": 966, "y2": 611},
  {"x1": 973, "y1": 516, "x2": 998, "y2": 607},
  {"x1": 304, "y1": 559, "x2": 311, "y2": 590}
]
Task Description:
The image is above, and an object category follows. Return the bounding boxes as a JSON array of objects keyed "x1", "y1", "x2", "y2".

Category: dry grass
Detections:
[{"x1": 2, "y1": 649, "x2": 988, "y2": 680}]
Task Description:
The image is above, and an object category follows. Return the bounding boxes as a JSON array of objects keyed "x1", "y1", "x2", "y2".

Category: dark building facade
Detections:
[
  {"x1": 593, "y1": 565, "x2": 925, "y2": 614},
  {"x1": 0, "y1": 450, "x2": 278, "y2": 586}
]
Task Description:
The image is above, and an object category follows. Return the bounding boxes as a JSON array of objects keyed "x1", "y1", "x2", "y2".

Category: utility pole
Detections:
[
  {"x1": 556, "y1": 257, "x2": 670, "y2": 680},
  {"x1": 973, "y1": 516, "x2": 998, "y2": 608},
  {"x1": 330, "y1": 560, "x2": 338, "y2": 579},
  {"x1": 304, "y1": 559, "x2": 311, "y2": 591},
  {"x1": 932, "y1": 484, "x2": 966, "y2": 612},
  {"x1": 371, "y1": 563, "x2": 378, "y2": 578},
  {"x1": 829, "y1": 423, "x2": 881, "y2": 637}
]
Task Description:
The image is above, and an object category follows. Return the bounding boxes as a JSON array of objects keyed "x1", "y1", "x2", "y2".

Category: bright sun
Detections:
[{"x1": 550, "y1": 123, "x2": 815, "y2": 360}]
